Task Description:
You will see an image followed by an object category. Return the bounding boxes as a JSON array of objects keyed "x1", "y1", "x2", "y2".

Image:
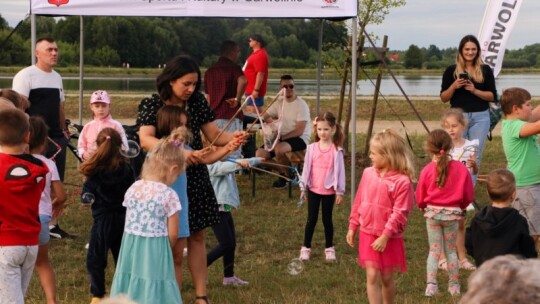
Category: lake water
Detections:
[{"x1": 1, "y1": 74, "x2": 539, "y2": 96}]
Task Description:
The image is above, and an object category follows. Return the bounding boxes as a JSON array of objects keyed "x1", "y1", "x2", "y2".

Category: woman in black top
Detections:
[
  {"x1": 440, "y1": 34, "x2": 497, "y2": 171},
  {"x1": 137, "y1": 55, "x2": 245, "y2": 304}
]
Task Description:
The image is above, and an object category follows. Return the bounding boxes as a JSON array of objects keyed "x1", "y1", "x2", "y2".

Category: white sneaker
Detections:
[
  {"x1": 299, "y1": 246, "x2": 311, "y2": 261},
  {"x1": 325, "y1": 247, "x2": 336, "y2": 261}
]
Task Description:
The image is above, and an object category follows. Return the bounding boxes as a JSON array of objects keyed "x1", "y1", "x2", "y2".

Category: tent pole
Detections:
[
  {"x1": 78, "y1": 16, "x2": 84, "y2": 125},
  {"x1": 350, "y1": 18, "x2": 357, "y2": 206},
  {"x1": 31, "y1": 14, "x2": 36, "y2": 65},
  {"x1": 316, "y1": 19, "x2": 323, "y2": 115}
]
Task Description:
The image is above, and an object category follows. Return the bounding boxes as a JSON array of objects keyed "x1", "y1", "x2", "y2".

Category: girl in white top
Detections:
[
  {"x1": 439, "y1": 108, "x2": 478, "y2": 271},
  {"x1": 110, "y1": 127, "x2": 188, "y2": 304},
  {"x1": 29, "y1": 116, "x2": 67, "y2": 304}
]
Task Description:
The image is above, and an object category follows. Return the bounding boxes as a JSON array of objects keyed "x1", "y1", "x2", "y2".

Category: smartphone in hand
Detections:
[{"x1": 459, "y1": 72, "x2": 470, "y2": 80}]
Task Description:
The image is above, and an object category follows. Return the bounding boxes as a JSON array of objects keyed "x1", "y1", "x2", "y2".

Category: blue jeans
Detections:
[{"x1": 463, "y1": 110, "x2": 490, "y2": 183}]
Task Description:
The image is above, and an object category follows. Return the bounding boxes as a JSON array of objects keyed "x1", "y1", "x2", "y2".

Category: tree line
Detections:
[
  {"x1": 401, "y1": 43, "x2": 540, "y2": 69},
  {"x1": 0, "y1": 15, "x2": 348, "y2": 68},
  {"x1": 1, "y1": 14, "x2": 538, "y2": 70}
]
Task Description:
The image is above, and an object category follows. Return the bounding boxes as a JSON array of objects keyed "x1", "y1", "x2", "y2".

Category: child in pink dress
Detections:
[
  {"x1": 347, "y1": 129, "x2": 415, "y2": 304},
  {"x1": 415, "y1": 129, "x2": 474, "y2": 297}
]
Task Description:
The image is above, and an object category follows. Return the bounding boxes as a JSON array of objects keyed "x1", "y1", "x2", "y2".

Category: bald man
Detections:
[{"x1": 13, "y1": 37, "x2": 72, "y2": 239}]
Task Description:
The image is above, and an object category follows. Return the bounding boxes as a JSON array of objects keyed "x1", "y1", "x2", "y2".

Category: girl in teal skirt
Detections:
[{"x1": 110, "y1": 127, "x2": 188, "y2": 304}]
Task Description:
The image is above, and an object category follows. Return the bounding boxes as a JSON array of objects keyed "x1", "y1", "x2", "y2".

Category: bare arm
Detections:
[
  {"x1": 224, "y1": 75, "x2": 248, "y2": 109},
  {"x1": 168, "y1": 212, "x2": 179, "y2": 248},
  {"x1": 197, "y1": 142, "x2": 239, "y2": 164},
  {"x1": 139, "y1": 125, "x2": 160, "y2": 152},
  {"x1": 51, "y1": 180, "x2": 67, "y2": 218},
  {"x1": 59, "y1": 105, "x2": 67, "y2": 138},
  {"x1": 251, "y1": 72, "x2": 265, "y2": 98},
  {"x1": 519, "y1": 120, "x2": 540, "y2": 138},
  {"x1": 236, "y1": 75, "x2": 247, "y2": 103},
  {"x1": 201, "y1": 121, "x2": 235, "y2": 146},
  {"x1": 281, "y1": 120, "x2": 307, "y2": 140}
]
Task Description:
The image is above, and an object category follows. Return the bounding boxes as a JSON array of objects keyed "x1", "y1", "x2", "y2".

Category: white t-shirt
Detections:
[
  {"x1": 450, "y1": 138, "x2": 479, "y2": 169},
  {"x1": 34, "y1": 154, "x2": 61, "y2": 216},
  {"x1": 13, "y1": 65, "x2": 65, "y2": 137},
  {"x1": 266, "y1": 96, "x2": 311, "y2": 144}
]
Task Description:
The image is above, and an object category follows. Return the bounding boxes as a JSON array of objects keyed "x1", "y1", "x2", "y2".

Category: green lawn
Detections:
[{"x1": 24, "y1": 131, "x2": 507, "y2": 303}]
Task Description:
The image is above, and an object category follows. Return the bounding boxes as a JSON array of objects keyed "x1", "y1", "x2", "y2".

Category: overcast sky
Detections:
[{"x1": 2, "y1": 1, "x2": 538, "y2": 50}]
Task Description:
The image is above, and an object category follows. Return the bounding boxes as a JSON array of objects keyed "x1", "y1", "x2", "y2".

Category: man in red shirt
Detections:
[
  {"x1": 243, "y1": 34, "x2": 269, "y2": 114},
  {"x1": 205, "y1": 40, "x2": 247, "y2": 158}
]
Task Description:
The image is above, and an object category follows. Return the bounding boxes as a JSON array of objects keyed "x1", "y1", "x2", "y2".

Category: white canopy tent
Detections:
[{"x1": 29, "y1": 0, "x2": 360, "y2": 200}]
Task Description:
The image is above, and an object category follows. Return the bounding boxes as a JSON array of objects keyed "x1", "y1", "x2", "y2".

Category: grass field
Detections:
[{"x1": 24, "y1": 95, "x2": 518, "y2": 303}]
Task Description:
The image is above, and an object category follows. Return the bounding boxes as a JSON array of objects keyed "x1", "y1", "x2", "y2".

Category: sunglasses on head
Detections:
[{"x1": 282, "y1": 84, "x2": 295, "y2": 89}]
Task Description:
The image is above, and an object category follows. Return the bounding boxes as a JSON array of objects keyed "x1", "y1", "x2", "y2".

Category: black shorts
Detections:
[{"x1": 264, "y1": 137, "x2": 307, "y2": 158}]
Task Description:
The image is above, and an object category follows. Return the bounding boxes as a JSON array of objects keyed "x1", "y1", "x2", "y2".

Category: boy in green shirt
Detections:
[{"x1": 500, "y1": 87, "x2": 540, "y2": 243}]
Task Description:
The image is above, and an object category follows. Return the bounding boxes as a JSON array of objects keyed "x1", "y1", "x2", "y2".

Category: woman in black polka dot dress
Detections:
[{"x1": 137, "y1": 55, "x2": 245, "y2": 304}]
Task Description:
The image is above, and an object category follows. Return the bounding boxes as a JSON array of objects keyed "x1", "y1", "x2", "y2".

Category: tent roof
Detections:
[{"x1": 31, "y1": 0, "x2": 357, "y2": 19}]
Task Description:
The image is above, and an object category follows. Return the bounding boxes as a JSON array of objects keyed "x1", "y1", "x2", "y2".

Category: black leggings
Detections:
[
  {"x1": 87, "y1": 212, "x2": 124, "y2": 297},
  {"x1": 207, "y1": 211, "x2": 236, "y2": 277},
  {"x1": 303, "y1": 190, "x2": 335, "y2": 249}
]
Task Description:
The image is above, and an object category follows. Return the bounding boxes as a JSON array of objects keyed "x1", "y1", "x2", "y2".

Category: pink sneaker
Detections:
[
  {"x1": 425, "y1": 283, "x2": 439, "y2": 297},
  {"x1": 325, "y1": 247, "x2": 336, "y2": 261},
  {"x1": 448, "y1": 284, "x2": 460, "y2": 296},
  {"x1": 299, "y1": 246, "x2": 311, "y2": 261},
  {"x1": 222, "y1": 276, "x2": 249, "y2": 286}
]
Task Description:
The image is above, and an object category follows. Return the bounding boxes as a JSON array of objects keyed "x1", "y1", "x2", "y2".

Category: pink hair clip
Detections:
[
  {"x1": 106, "y1": 136, "x2": 111, "y2": 140},
  {"x1": 439, "y1": 149, "x2": 445, "y2": 155},
  {"x1": 172, "y1": 139, "x2": 184, "y2": 148}
]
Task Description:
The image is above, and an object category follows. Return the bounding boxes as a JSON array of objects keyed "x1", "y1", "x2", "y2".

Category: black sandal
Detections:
[{"x1": 195, "y1": 296, "x2": 209, "y2": 304}]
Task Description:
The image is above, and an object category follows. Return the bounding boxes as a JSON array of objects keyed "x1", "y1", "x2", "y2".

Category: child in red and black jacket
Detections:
[{"x1": 0, "y1": 109, "x2": 49, "y2": 304}]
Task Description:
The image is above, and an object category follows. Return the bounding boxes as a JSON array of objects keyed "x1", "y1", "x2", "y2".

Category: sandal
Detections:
[
  {"x1": 459, "y1": 258, "x2": 476, "y2": 271},
  {"x1": 195, "y1": 296, "x2": 210, "y2": 304},
  {"x1": 438, "y1": 259, "x2": 447, "y2": 271}
]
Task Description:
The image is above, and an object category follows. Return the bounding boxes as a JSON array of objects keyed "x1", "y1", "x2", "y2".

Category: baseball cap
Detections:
[
  {"x1": 90, "y1": 90, "x2": 110, "y2": 104},
  {"x1": 250, "y1": 34, "x2": 266, "y2": 48}
]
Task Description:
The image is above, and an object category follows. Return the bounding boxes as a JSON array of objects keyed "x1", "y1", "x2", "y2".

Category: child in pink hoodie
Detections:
[
  {"x1": 346, "y1": 129, "x2": 415, "y2": 304},
  {"x1": 78, "y1": 90, "x2": 128, "y2": 161},
  {"x1": 415, "y1": 129, "x2": 474, "y2": 297}
]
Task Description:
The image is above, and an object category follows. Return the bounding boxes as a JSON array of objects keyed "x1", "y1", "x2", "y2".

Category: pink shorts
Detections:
[{"x1": 358, "y1": 231, "x2": 407, "y2": 274}]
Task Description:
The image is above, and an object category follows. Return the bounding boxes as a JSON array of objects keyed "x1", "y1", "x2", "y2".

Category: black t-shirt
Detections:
[{"x1": 440, "y1": 64, "x2": 497, "y2": 112}]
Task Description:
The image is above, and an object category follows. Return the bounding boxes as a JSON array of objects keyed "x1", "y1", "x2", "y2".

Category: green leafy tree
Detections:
[
  {"x1": 54, "y1": 17, "x2": 80, "y2": 44},
  {"x1": 86, "y1": 45, "x2": 120, "y2": 66},
  {"x1": 404, "y1": 44, "x2": 423, "y2": 68},
  {"x1": 426, "y1": 44, "x2": 442, "y2": 61},
  {"x1": 333, "y1": 0, "x2": 407, "y2": 152},
  {"x1": 0, "y1": 14, "x2": 9, "y2": 30}
]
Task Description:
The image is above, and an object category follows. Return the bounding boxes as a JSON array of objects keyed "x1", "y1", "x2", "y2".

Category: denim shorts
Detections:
[
  {"x1": 245, "y1": 94, "x2": 265, "y2": 107},
  {"x1": 39, "y1": 214, "x2": 52, "y2": 245}
]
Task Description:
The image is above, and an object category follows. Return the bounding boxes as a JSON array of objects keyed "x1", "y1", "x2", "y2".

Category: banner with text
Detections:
[
  {"x1": 478, "y1": 0, "x2": 523, "y2": 77},
  {"x1": 31, "y1": 0, "x2": 357, "y2": 19}
]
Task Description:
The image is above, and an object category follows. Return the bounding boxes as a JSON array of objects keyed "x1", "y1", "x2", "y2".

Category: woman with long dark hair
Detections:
[{"x1": 137, "y1": 55, "x2": 245, "y2": 304}]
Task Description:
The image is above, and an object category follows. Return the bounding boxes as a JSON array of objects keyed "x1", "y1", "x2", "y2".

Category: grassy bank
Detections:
[
  {"x1": 24, "y1": 131, "x2": 506, "y2": 303},
  {"x1": 63, "y1": 94, "x2": 538, "y2": 124},
  {"x1": 2, "y1": 66, "x2": 539, "y2": 78}
]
